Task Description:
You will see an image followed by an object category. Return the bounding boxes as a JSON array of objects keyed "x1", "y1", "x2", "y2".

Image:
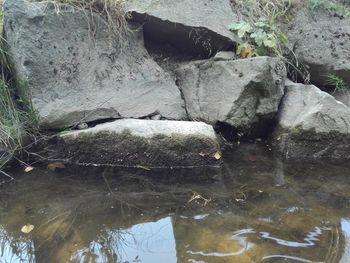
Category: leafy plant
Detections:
[{"x1": 229, "y1": 19, "x2": 287, "y2": 58}]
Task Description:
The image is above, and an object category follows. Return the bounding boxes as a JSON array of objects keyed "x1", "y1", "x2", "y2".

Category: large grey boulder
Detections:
[
  {"x1": 285, "y1": 9, "x2": 350, "y2": 86},
  {"x1": 334, "y1": 92, "x2": 350, "y2": 108},
  {"x1": 125, "y1": 0, "x2": 238, "y2": 57},
  {"x1": 4, "y1": 0, "x2": 186, "y2": 129},
  {"x1": 59, "y1": 119, "x2": 221, "y2": 168},
  {"x1": 273, "y1": 80, "x2": 350, "y2": 160},
  {"x1": 176, "y1": 56, "x2": 286, "y2": 136}
]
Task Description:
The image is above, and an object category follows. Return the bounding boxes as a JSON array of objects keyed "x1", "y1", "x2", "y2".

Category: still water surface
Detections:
[{"x1": 0, "y1": 144, "x2": 350, "y2": 263}]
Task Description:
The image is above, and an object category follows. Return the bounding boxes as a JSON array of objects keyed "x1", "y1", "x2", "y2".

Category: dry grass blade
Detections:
[{"x1": 47, "y1": 0, "x2": 130, "y2": 47}]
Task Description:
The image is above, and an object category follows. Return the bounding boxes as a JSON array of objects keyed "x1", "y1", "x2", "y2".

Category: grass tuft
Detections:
[
  {"x1": 0, "y1": 0, "x2": 39, "y2": 170},
  {"x1": 36, "y1": 0, "x2": 129, "y2": 44},
  {"x1": 325, "y1": 74, "x2": 350, "y2": 94}
]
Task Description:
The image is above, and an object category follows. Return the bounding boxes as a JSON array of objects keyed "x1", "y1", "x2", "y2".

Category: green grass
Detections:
[
  {"x1": 0, "y1": 0, "x2": 39, "y2": 170},
  {"x1": 308, "y1": 0, "x2": 350, "y2": 17},
  {"x1": 325, "y1": 74, "x2": 350, "y2": 94}
]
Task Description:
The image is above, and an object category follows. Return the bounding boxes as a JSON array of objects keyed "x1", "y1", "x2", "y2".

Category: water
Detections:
[{"x1": 1, "y1": 143, "x2": 350, "y2": 263}]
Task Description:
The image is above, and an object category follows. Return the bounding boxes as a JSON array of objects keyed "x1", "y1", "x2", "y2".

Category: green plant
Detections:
[
  {"x1": 325, "y1": 74, "x2": 350, "y2": 94},
  {"x1": 308, "y1": 0, "x2": 350, "y2": 17},
  {"x1": 228, "y1": 0, "x2": 296, "y2": 58},
  {"x1": 0, "y1": 0, "x2": 39, "y2": 170},
  {"x1": 228, "y1": 19, "x2": 288, "y2": 57},
  {"x1": 229, "y1": 0, "x2": 311, "y2": 83}
]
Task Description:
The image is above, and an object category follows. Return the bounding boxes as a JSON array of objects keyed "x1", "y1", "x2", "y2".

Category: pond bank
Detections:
[{"x1": 1, "y1": 0, "x2": 350, "y2": 170}]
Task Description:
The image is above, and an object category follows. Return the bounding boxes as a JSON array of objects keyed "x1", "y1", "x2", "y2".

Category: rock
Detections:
[
  {"x1": 76, "y1": 123, "x2": 88, "y2": 130},
  {"x1": 285, "y1": 9, "x2": 350, "y2": 86},
  {"x1": 213, "y1": 51, "x2": 237, "y2": 61},
  {"x1": 273, "y1": 80, "x2": 350, "y2": 161},
  {"x1": 125, "y1": 0, "x2": 238, "y2": 57},
  {"x1": 4, "y1": 0, "x2": 186, "y2": 130},
  {"x1": 334, "y1": 91, "x2": 350, "y2": 108},
  {"x1": 176, "y1": 56, "x2": 286, "y2": 137},
  {"x1": 58, "y1": 119, "x2": 221, "y2": 168}
]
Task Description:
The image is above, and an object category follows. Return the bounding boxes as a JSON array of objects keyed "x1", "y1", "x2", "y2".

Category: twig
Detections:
[{"x1": 0, "y1": 170, "x2": 14, "y2": 181}]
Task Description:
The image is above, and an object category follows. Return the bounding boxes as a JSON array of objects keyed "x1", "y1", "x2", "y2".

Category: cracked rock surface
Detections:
[
  {"x1": 278, "y1": 80, "x2": 350, "y2": 134},
  {"x1": 4, "y1": 0, "x2": 186, "y2": 129},
  {"x1": 125, "y1": 0, "x2": 238, "y2": 57},
  {"x1": 176, "y1": 56, "x2": 286, "y2": 136},
  {"x1": 273, "y1": 80, "x2": 350, "y2": 161},
  {"x1": 285, "y1": 9, "x2": 350, "y2": 86}
]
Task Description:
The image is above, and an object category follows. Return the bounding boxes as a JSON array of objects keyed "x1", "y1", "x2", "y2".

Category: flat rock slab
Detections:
[
  {"x1": 4, "y1": 0, "x2": 186, "y2": 129},
  {"x1": 59, "y1": 119, "x2": 221, "y2": 168},
  {"x1": 126, "y1": 0, "x2": 238, "y2": 56},
  {"x1": 273, "y1": 80, "x2": 350, "y2": 161},
  {"x1": 176, "y1": 56, "x2": 286, "y2": 136}
]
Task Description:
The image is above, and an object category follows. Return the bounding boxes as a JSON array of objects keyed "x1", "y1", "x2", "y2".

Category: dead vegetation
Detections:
[{"x1": 35, "y1": 0, "x2": 130, "y2": 42}]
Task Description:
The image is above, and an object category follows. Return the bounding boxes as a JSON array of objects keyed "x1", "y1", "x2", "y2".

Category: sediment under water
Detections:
[{"x1": 0, "y1": 143, "x2": 350, "y2": 263}]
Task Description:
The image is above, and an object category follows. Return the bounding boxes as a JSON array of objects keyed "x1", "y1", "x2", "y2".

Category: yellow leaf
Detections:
[
  {"x1": 236, "y1": 42, "x2": 257, "y2": 58},
  {"x1": 213, "y1": 152, "x2": 222, "y2": 160},
  {"x1": 24, "y1": 166, "x2": 34, "y2": 173},
  {"x1": 21, "y1": 224, "x2": 34, "y2": 234}
]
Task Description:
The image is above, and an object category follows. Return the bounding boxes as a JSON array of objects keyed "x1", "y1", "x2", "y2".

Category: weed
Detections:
[
  {"x1": 229, "y1": 19, "x2": 287, "y2": 57},
  {"x1": 35, "y1": 0, "x2": 129, "y2": 43},
  {"x1": 325, "y1": 74, "x2": 350, "y2": 94},
  {"x1": 229, "y1": 0, "x2": 296, "y2": 57},
  {"x1": 0, "y1": 0, "x2": 39, "y2": 170},
  {"x1": 229, "y1": 0, "x2": 310, "y2": 83}
]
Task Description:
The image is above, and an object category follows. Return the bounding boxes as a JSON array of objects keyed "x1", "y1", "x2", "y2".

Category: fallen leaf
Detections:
[
  {"x1": 199, "y1": 152, "x2": 206, "y2": 157},
  {"x1": 24, "y1": 166, "x2": 34, "y2": 173},
  {"x1": 47, "y1": 162, "x2": 66, "y2": 171},
  {"x1": 213, "y1": 152, "x2": 222, "y2": 160},
  {"x1": 21, "y1": 224, "x2": 34, "y2": 234},
  {"x1": 236, "y1": 42, "x2": 258, "y2": 58}
]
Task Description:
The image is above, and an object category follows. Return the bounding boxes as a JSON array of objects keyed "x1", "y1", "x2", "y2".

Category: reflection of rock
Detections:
[
  {"x1": 59, "y1": 119, "x2": 221, "y2": 168},
  {"x1": 176, "y1": 57, "x2": 286, "y2": 137},
  {"x1": 272, "y1": 80, "x2": 350, "y2": 161}
]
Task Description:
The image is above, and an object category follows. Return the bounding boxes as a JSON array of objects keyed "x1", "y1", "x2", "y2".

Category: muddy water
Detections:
[{"x1": 1, "y1": 144, "x2": 350, "y2": 263}]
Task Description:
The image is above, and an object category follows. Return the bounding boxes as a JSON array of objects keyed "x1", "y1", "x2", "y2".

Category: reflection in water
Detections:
[
  {"x1": 340, "y1": 219, "x2": 350, "y2": 263},
  {"x1": 0, "y1": 143, "x2": 350, "y2": 262},
  {"x1": 70, "y1": 217, "x2": 176, "y2": 263},
  {"x1": 0, "y1": 226, "x2": 35, "y2": 263}
]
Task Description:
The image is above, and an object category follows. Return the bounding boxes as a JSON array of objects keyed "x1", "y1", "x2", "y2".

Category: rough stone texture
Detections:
[
  {"x1": 125, "y1": 0, "x2": 238, "y2": 57},
  {"x1": 59, "y1": 119, "x2": 221, "y2": 168},
  {"x1": 4, "y1": 0, "x2": 186, "y2": 129},
  {"x1": 213, "y1": 51, "x2": 237, "y2": 61},
  {"x1": 278, "y1": 81, "x2": 350, "y2": 134},
  {"x1": 334, "y1": 92, "x2": 350, "y2": 108},
  {"x1": 285, "y1": 9, "x2": 350, "y2": 86},
  {"x1": 176, "y1": 56, "x2": 286, "y2": 136},
  {"x1": 273, "y1": 80, "x2": 350, "y2": 161}
]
